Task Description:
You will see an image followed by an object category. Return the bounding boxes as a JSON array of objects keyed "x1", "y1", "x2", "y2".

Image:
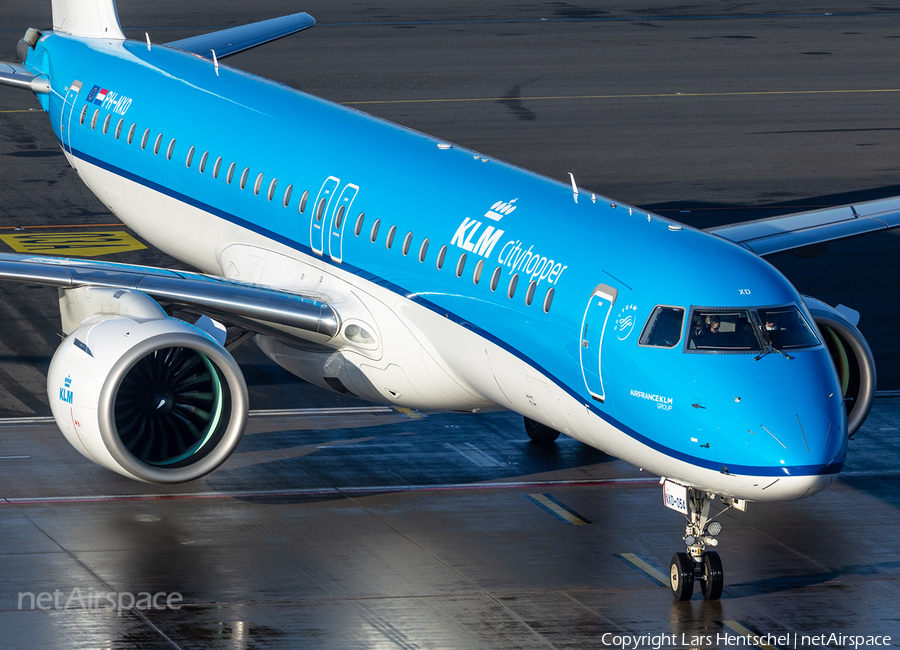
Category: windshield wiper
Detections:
[{"x1": 754, "y1": 329, "x2": 794, "y2": 361}]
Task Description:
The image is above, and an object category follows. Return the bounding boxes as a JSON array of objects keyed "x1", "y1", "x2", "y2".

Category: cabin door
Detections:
[
  {"x1": 59, "y1": 80, "x2": 82, "y2": 169},
  {"x1": 328, "y1": 183, "x2": 359, "y2": 263},
  {"x1": 309, "y1": 176, "x2": 339, "y2": 255},
  {"x1": 579, "y1": 283, "x2": 618, "y2": 402}
]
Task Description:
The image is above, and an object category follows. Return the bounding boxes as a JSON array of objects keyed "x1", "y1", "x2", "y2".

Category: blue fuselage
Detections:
[{"x1": 25, "y1": 31, "x2": 847, "y2": 499}]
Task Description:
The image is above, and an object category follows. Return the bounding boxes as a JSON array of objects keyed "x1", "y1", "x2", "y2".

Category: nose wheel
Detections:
[
  {"x1": 669, "y1": 550, "x2": 723, "y2": 601},
  {"x1": 666, "y1": 486, "x2": 729, "y2": 600},
  {"x1": 700, "y1": 551, "x2": 724, "y2": 600},
  {"x1": 669, "y1": 552, "x2": 694, "y2": 600}
]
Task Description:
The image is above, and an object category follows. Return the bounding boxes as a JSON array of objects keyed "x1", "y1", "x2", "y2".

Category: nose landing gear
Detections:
[{"x1": 667, "y1": 487, "x2": 727, "y2": 601}]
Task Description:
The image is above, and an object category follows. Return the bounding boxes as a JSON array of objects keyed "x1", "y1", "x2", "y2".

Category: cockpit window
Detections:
[
  {"x1": 758, "y1": 306, "x2": 820, "y2": 349},
  {"x1": 688, "y1": 309, "x2": 761, "y2": 352},
  {"x1": 639, "y1": 306, "x2": 685, "y2": 348}
]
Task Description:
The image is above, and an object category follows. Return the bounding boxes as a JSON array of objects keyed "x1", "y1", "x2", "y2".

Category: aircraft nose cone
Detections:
[{"x1": 746, "y1": 411, "x2": 846, "y2": 498}]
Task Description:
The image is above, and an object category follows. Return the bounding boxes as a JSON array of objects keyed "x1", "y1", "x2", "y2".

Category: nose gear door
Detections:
[{"x1": 579, "y1": 283, "x2": 618, "y2": 402}]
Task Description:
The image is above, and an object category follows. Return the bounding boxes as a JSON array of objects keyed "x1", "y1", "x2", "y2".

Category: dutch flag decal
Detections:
[{"x1": 94, "y1": 88, "x2": 109, "y2": 105}]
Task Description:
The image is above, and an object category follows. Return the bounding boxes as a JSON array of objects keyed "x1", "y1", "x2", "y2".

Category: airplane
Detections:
[{"x1": 0, "y1": 0, "x2": 896, "y2": 601}]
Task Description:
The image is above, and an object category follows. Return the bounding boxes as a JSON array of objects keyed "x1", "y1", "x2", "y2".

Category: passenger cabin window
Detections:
[
  {"x1": 102, "y1": 114, "x2": 111, "y2": 135},
  {"x1": 213, "y1": 157, "x2": 222, "y2": 179},
  {"x1": 757, "y1": 306, "x2": 820, "y2": 349},
  {"x1": 127, "y1": 123, "x2": 135, "y2": 144},
  {"x1": 354, "y1": 213, "x2": 365, "y2": 236},
  {"x1": 240, "y1": 167, "x2": 250, "y2": 190},
  {"x1": 140, "y1": 128, "x2": 149, "y2": 150},
  {"x1": 299, "y1": 190, "x2": 309, "y2": 213},
  {"x1": 79, "y1": 105, "x2": 87, "y2": 125},
  {"x1": 370, "y1": 219, "x2": 380, "y2": 242},
  {"x1": 525, "y1": 280, "x2": 537, "y2": 306},
  {"x1": 283, "y1": 184, "x2": 293, "y2": 207},
  {"x1": 436, "y1": 245, "x2": 447, "y2": 269},
  {"x1": 91, "y1": 109, "x2": 99, "y2": 129},
  {"x1": 455, "y1": 252, "x2": 467, "y2": 278},
  {"x1": 186, "y1": 146, "x2": 195, "y2": 168},
  {"x1": 418, "y1": 238, "x2": 429, "y2": 262},
  {"x1": 402, "y1": 232, "x2": 412, "y2": 255},
  {"x1": 508, "y1": 274, "x2": 519, "y2": 299},
  {"x1": 114, "y1": 118, "x2": 123, "y2": 139},
  {"x1": 639, "y1": 306, "x2": 685, "y2": 348},
  {"x1": 688, "y1": 309, "x2": 760, "y2": 352},
  {"x1": 385, "y1": 225, "x2": 396, "y2": 249},
  {"x1": 543, "y1": 287, "x2": 555, "y2": 313},
  {"x1": 166, "y1": 139, "x2": 175, "y2": 161},
  {"x1": 490, "y1": 267, "x2": 501, "y2": 291},
  {"x1": 153, "y1": 134, "x2": 162, "y2": 155},
  {"x1": 199, "y1": 151, "x2": 208, "y2": 173},
  {"x1": 226, "y1": 162, "x2": 236, "y2": 184}
]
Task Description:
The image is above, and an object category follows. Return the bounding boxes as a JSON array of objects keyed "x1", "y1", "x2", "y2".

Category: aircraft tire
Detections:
[
  {"x1": 523, "y1": 417, "x2": 560, "y2": 444},
  {"x1": 669, "y1": 553, "x2": 694, "y2": 601},
  {"x1": 700, "y1": 551, "x2": 724, "y2": 600}
]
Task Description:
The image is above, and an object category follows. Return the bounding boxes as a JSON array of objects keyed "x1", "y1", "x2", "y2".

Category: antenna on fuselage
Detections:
[
  {"x1": 212, "y1": 49, "x2": 219, "y2": 75},
  {"x1": 568, "y1": 172, "x2": 578, "y2": 204},
  {"x1": 145, "y1": 32, "x2": 151, "y2": 51}
]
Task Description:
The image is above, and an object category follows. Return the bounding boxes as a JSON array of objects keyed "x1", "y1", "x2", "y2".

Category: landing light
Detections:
[
  {"x1": 344, "y1": 323, "x2": 375, "y2": 346},
  {"x1": 707, "y1": 521, "x2": 723, "y2": 536}
]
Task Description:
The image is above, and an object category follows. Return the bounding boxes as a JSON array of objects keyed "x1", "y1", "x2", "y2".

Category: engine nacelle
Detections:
[
  {"x1": 49, "y1": 316, "x2": 248, "y2": 483},
  {"x1": 803, "y1": 296, "x2": 876, "y2": 437}
]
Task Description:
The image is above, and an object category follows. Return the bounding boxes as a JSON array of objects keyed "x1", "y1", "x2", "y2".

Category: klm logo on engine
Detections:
[
  {"x1": 450, "y1": 199, "x2": 514, "y2": 257},
  {"x1": 59, "y1": 375, "x2": 73, "y2": 404}
]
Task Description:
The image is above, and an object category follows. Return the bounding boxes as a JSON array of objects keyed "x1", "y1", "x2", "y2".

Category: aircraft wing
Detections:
[
  {"x1": 706, "y1": 194, "x2": 900, "y2": 256},
  {"x1": 0, "y1": 252, "x2": 338, "y2": 338},
  {"x1": 165, "y1": 12, "x2": 315, "y2": 59}
]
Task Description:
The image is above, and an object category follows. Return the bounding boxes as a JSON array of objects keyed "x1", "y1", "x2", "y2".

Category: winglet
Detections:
[{"x1": 52, "y1": 0, "x2": 126, "y2": 40}]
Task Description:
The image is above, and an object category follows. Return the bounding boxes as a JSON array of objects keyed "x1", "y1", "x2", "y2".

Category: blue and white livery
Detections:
[{"x1": 1, "y1": 0, "x2": 897, "y2": 599}]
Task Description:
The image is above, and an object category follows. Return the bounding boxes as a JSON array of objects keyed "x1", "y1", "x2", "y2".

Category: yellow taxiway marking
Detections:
[
  {"x1": 526, "y1": 493, "x2": 589, "y2": 524},
  {"x1": 344, "y1": 88, "x2": 900, "y2": 105},
  {"x1": 0, "y1": 231, "x2": 146, "y2": 257},
  {"x1": 619, "y1": 552, "x2": 668, "y2": 586},
  {"x1": 721, "y1": 621, "x2": 782, "y2": 650},
  {"x1": 0, "y1": 224, "x2": 123, "y2": 231},
  {"x1": 0, "y1": 109, "x2": 42, "y2": 113},
  {"x1": 392, "y1": 406, "x2": 425, "y2": 419}
]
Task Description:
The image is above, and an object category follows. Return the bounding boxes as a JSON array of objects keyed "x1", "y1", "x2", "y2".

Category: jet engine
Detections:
[
  {"x1": 803, "y1": 296, "x2": 876, "y2": 437},
  {"x1": 48, "y1": 315, "x2": 248, "y2": 483}
]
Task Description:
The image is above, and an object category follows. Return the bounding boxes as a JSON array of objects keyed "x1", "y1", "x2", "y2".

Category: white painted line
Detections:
[
  {"x1": 3, "y1": 477, "x2": 658, "y2": 505},
  {"x1": 447, "y1": 442, "x2": 503, "y2": 468}
]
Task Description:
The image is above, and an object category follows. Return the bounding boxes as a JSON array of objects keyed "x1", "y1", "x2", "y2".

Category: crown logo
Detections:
[{"x1": 484, "y1": 198, "x2": 518, "y2": 221}]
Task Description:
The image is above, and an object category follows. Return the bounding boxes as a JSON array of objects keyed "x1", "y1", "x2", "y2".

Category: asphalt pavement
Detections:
[{"x1": 1, "y1": 2, "x2": 900, "y2": 648}]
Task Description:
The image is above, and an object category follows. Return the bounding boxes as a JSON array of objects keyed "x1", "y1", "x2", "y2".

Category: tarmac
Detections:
[
  {"x1": 0, "y1": 1, "x2": 899, "y2": 647},
  {"x1": 0, "y1": 400, "x2": 898, "y2": 648}
]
